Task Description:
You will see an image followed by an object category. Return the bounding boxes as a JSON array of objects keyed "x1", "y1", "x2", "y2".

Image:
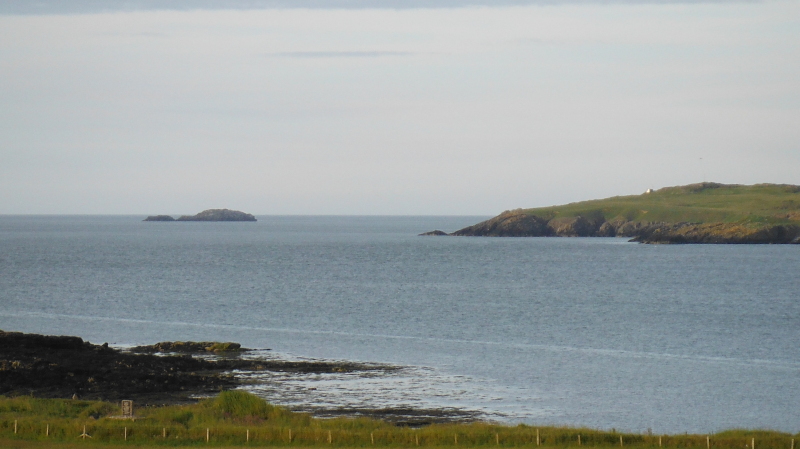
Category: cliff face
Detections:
[
  {"x1": 448, "y1": 213, "x2": 800, "y2": 243},
  {"x1": 631, "y1": 222, "x2": 800, "y2": 244},
  {"x1": 451, "y1": 211, "x2": 553, "y2": 236}
]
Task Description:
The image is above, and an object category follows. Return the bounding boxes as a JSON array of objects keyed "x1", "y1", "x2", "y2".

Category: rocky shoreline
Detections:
[
  {"x1": 0, "y1": 330, "x2": 476, "y2": 425},
  {"x1": 425, "y1": 210, "x2": 800, "y2": 244},
  {"x1": 0, "y1": 331, "x2": 389, "y2": 405}
]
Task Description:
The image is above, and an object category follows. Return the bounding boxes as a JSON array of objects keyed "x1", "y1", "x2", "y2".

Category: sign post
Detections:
[{"x1": 121, "y1": 400, "x2": 134, "y2": 418}]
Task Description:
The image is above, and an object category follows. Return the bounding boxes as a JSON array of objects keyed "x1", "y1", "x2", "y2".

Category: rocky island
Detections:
[
  {"x1": 144, "y1": 208, "x2": 256, "y2": 222},
  {"x1": 423, "y1": 183, "x2": 800, "y2": 244}
]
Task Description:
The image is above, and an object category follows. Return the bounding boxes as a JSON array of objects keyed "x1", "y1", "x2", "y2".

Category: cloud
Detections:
[{"x1": 268, "y1": 50, "x2": 415, "y2": 58}]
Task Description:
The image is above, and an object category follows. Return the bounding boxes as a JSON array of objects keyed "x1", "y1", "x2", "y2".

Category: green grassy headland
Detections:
[
  {"x1": 1, "y1": 392, "x2": 796, "y2": 448},
  {"x1": 518, "y1": 183, "x2": 800, "y2": 226}
]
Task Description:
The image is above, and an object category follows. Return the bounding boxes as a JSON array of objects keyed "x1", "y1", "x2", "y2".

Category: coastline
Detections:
[
  {"x1": 0, "y1": 330, "x2": 482, "y2": 426},
  {"x1": 430, "y1": 183, "x2": 800, "y2": 244}
]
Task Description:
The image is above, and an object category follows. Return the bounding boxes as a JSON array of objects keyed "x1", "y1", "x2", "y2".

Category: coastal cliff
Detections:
[{"x1": 431, "y1": 183, "x2": 800, "y2": 244}]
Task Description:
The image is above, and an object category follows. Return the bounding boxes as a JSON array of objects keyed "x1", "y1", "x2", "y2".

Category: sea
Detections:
[{"x1": 1, "y1": 215, "x2": 798, "y2": 434}]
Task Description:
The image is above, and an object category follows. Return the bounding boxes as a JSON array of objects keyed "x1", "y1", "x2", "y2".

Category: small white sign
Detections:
[{"x1": 121, "y1": 400, "x2": 133, "y2": 417}]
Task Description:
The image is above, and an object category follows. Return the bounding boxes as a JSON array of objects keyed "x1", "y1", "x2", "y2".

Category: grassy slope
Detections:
[
  {"x1": 1, "y1": 393, "x2": 797, "y2": 448},
  {"x1": 520, "y1": 183, "x2": 800, "y2": 226}
]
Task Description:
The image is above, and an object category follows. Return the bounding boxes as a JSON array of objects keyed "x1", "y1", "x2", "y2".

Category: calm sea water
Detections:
[{"x1": 1, "y1": 215, "x2": 799, "y2": 433}]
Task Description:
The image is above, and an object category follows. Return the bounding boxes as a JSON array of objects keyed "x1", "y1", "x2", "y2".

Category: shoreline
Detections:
[{"x1": 0, "y1": 330, "x2": 484, "y2": 426}]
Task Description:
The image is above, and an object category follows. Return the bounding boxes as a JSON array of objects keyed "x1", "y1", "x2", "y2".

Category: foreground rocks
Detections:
[
  {"x1": 131, "y1": 341, "x2": 245, "y2": 353},
  {"x1": 144, "y1": 209, "x2": 256, "y2": 222},
  {"x1": 0, "y1": 331, "x2": 232, "y2": 404},
  {"x1": 0, "y1": 331, "x2": 393, "y2": 405}
]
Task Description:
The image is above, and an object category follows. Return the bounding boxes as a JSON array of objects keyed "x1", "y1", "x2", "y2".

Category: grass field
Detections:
[
  {"x1": 518, "y1": 183, "x2": 800, "y2": 226},
  {"x1": 1, "y1": 393, "x2": 796, "y2": 448}
]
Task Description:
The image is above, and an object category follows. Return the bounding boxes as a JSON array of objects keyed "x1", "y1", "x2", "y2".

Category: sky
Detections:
[{"x1": 1, "y1": 0, "x2": 798, "y2": 215}]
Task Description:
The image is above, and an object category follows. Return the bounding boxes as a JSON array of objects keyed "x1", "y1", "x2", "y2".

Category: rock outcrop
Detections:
[
  {"x1": 451, "y1": 210, "x2": 553, "y2": 237},
  {"x1": 435, "y1": 183, "x2": 800, "y2": 244},
  {"x1": 177, "y1": 209, "x2": 256, "y2": 222},
  {"x1": 631, "y1": 223, "x2": 800, "y2": 244},
  {"x1": 546, "y1": 215, "x2": 604, "y2": 237},
  {"x1": 0, "y1": 330, "x2": 233, "y2": 402},
  {"x1": 144, "y1": 209, "x2": 256, "y2": 222},
  {"x1": 436, "y1": 214, "x2": 800, "y2": 244},
  {"x1": 143, "y1": 215, "x2": 175, "y2": 221},
  {"x1": 0, "y1": 331, "x2": 395, "y2": 403},
  {"x1": 419, "y1": 230, "x2": 449, "y2": 236},
  {"x1": 131, "y1": 341, "x2": 244, "y2": 353}
]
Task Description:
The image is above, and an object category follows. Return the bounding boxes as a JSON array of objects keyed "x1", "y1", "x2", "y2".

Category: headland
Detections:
[{"x1": 424, "y1": 183, "x2": 800, "y2": 244}]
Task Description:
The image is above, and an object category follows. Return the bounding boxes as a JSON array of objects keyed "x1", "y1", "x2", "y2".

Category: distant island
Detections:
[
  {"x1": 423, "y1": 182, "x2": 800, "y2": 244},
  {"x1": 144, "y1": 209, "x2": 257, "y2": 222}
]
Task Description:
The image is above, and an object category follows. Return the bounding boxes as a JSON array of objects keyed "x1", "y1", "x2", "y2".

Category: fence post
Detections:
[
  {"x1": 578, "y1": 434, "x2": 581, "y2": 446},
  {"x1": 496, "y1": 433, "x2": 500, "y2": 445},
  {"x1": 328, "y1": 430, "x2": 332, "y2": 444},
  {"x1": 247, "y1": 429, "x2": 250, "y2": 442},
  {"x1": 536, "y1": 429, "x2": 540, "y2": 446},
  {"x1": 752, "y1": 438, "x2": 755, "y2": 449},
  {"x1": 707, "y1": 435, "x2": 710, "y2": 449},
  {"x1": 371, "y1": 432, "x2": 374, "y2": 445},
  {"x1": 124, "y1": 427, "x2": 127, "y2": 441},
  {"x1": 14, "y1": 420, "x2": 17, "y2": 434},
  {"x1": 620, "y1": 435, "x2": 624, "y2": 447},
  {"x1": 46, "y1": 424, "x2": 49, "y2": 437},
  {"x1": 207, "y1": 428, "x2": 210, "y2": 443}
]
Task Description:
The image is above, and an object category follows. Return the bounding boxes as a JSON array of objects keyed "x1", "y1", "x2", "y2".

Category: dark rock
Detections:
[
  {"x1": 547, "y1": 215, "x2": 602, "y2": 237},
  {"x1": 0, "y1": 330, "x2": 232, "y2": 403},
  {"x1": 0, "y1": 331, "x2": 397, "y2": 405},
  {"x1": 451, "y1": 210, "x2": 553, "y2": 237},
  {"x1": 176, "y1": 209, "x2": 256, "y2": 222},
  {"x1": 419, "y1": 230, "x2": 449, "y2": 236},
  {"x1": 131, "y1": 341, "x2": 243, "y2": 353},
  {"x1": 597, "y1": 221, "x2": 619, "y2": 237},
  {"x1": 632, "y1": 223, "x2": 800, "y2": 244},
  {"x1": 143, "y1": 215, "x2": 175, "y2": 221}
]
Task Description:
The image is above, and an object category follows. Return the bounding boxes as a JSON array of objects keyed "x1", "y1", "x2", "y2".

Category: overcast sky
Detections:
[{"x1": 1, "y1": 0, "x2": 798, "y2": 214}]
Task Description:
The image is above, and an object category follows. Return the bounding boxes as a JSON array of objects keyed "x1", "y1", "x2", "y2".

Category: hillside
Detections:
[{"x1": 446, "y1": 183, "x2": 800, "y2": 243}]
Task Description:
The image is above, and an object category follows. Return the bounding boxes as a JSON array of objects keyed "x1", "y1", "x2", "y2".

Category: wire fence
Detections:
[{"x1": 2, "y1": 419, "x2": 797, "y2": 448}]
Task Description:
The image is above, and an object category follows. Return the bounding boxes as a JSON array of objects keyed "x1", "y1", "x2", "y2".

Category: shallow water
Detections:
[{"x1": 1, "y1": 215, "x2": 799, "y2": 433}]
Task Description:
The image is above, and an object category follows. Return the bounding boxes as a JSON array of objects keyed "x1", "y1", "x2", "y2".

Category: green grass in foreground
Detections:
[
  {"x1": 1, "y1": 392, "x2": 796, "y2": 448},
  {"x1": 518, "y1": 183, "x2": 800, "y2": 226}
]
